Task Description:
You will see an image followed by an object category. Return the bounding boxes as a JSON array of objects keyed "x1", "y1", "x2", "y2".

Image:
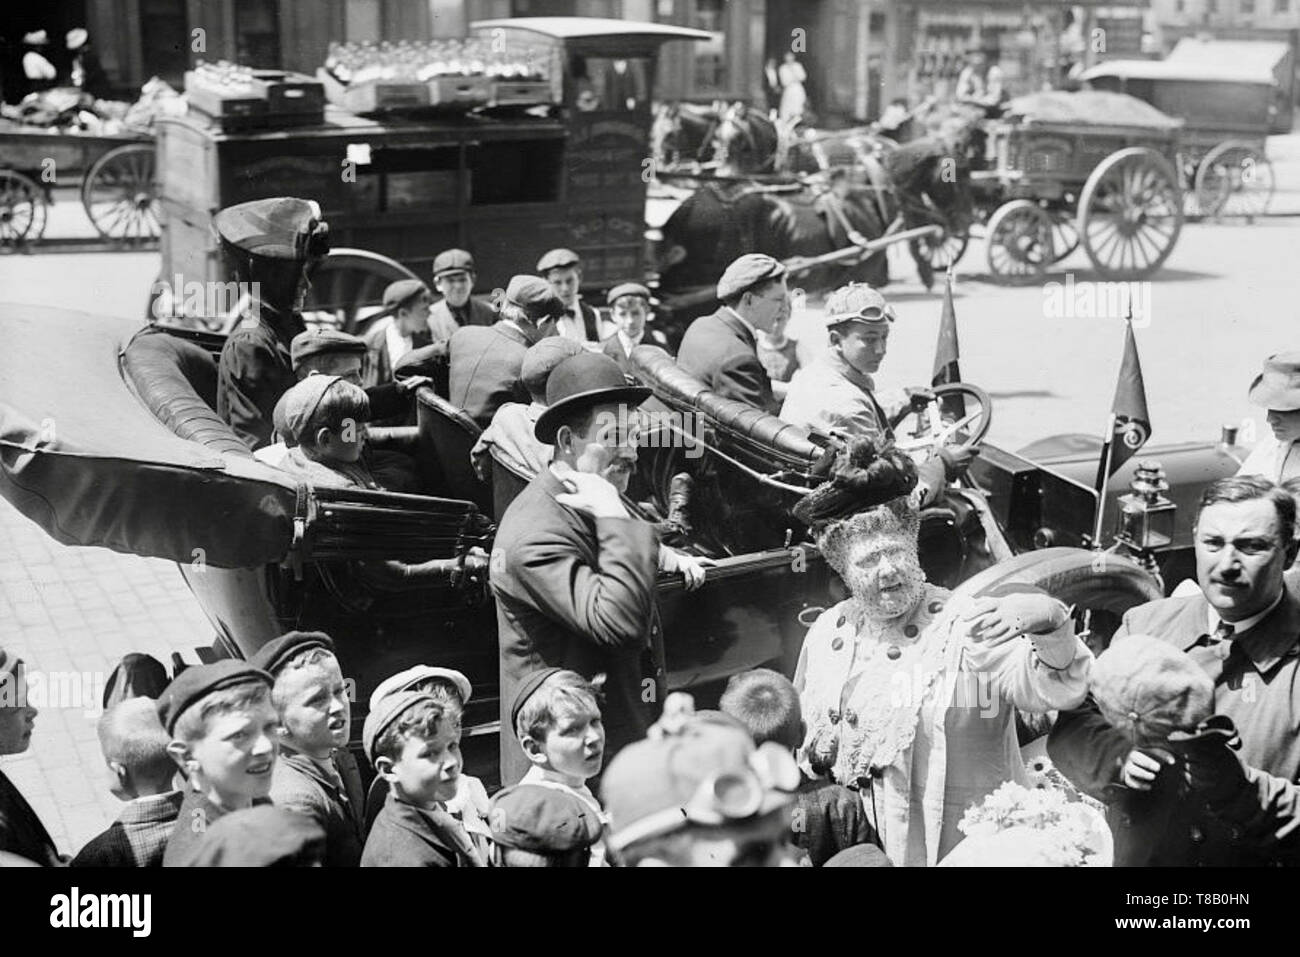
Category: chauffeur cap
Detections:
[
  {"x1": 248, "y1": 631, "x2": 336, "y2": 677},
  {"x1": 213, "y1": 198, "x2": 329, "y2": 262},
  {"x1": 1248, "y1": 352, "x2": 1300, "y2": 412},
  {"x1": 155, "y1": 661, "x2": 273, "y2": 735},
  {"x1": 432, "y1": 249, "x2": 476, "y2": 279},
  {"x1": 489, "y1": 783, "x2": 603, "y2": 854},
  {"x1": 536, "y1": 248, "x2": 582, "y2": 274},
  {"x1": 716, "y1": 253, "x2": 786, "y2": 301},
  {"x1": 290, "y1": 327, "x2": 366, "y2": 370}
]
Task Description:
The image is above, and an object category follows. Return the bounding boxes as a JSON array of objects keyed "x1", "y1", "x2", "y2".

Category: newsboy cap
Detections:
[
  {"x1": 520, "y1": 336, "x2": 585, "y2": 399},
  {"x1": 489, "y1": 783, "x2": 603, "y2": 854},
  {"x1": 182, "y1": 806, "x2": 326, "y2": 867},
  {"x1": 368, "y1": 665, "x2": 473, "y2": 711},
  {"x1": 290, "y1": 327, "x2": 366, "y2": 371},
  {"x1": 505, "y1": 275, "x2": 566, "y2": 322},
  {"x1": 362, "y1": 690, "x2": 438, "y2": 765},
  {"x1": 1089, "y1": 633, "x2": 1214, "y2": 747},
  {"x1": 606, "y1": 282, "x2": 653, "y2": 307},
  {"x1": 248, "y1": 631, "x2": 336, "y2": 677},
  {"x1": 716, "y1": 253, "x2": 785, "y2": 301},
  {"x1": 276, "y1": 375, "x2": 367, "y2": 445},
  {"x1": 432, "y1": 248, "x2": 476, "y2": 278},
  {"x1": 536, "y1": 248, "x2": 581, "y2": 273},
  {"x1": 213, "y1": 198, "x2": 329, "y2": 262},
  {"x1": 156, "y1": 661, "x2": 273, "y2": 735}
]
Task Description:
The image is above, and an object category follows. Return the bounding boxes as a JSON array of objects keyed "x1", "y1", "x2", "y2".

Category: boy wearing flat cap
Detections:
[
  {"x1": 677, "y1": 253, "x2": 790, "y2": 415},
  {"x1": 157, "y1": 661, "x2": 279, "y2": 866},
  {"x1": 601, "y1": 283, "x2": 670, "y2": 375},
  {"x1": 1238, "y1": 351, "x2": 1300, "y2": 484},
  {"x1": 250, "y1": 632, "x2": 365, "y2": 868},
  {"x1": 0, "y1": 647, "x2": 62, "y2": 866},
  {"x1": 215, "y1": 197, "x2": 331, "y2": 451},
  {"x1": 449, "y1": 274, "x2": 565, "y2": 428},
  {"x1": 361, "y1": 692, "x2": 486, "y2": 867},
  {"x1": 361, "y1": 279, "x2": 435, "y2": 387},
  {"x1": 489, "y1": 783, "x2": 602, "y2": 867},
  {"x1": 491, "y1": 352, "x2": 665, "y2": 785},
  {"x1": 429, "y1": 249, "x2": 497, "y2": 344},
  {"x1": 276, "y1": 375, "x2": 379, "y2": 490},
  {"x1": 537, "y1": 248, "x2": 610, "y2": 346}
]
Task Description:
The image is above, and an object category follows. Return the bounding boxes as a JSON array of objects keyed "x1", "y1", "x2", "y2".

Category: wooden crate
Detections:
[
  {"x1": 489, "y1": 80, "x2": 553, "y2": 107},
  {"x1": 426, "y1": 75, "x2": 491, "y2": 110},
  {"x1": 318, "y1": 69, "x2": 430, "y2": 114}
]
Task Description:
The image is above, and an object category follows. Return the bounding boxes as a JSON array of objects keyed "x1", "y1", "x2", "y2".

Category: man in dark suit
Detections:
[
  {"x1": 215, "y1": 197, "x2": 330, "y2": 451},
  {"x1": 490, "y1": 352, "x2": 664, "y2": 785},
  {"x1": 428, "y1": 249, "x2": 497, "y2": 344},
  {"x1": 0, "y1": 647, "x2": 61, "y2": 866},
  {"x1": 676, "y1": 253, "x2": 790, "y2": 415},
  {"x1": 449, "y1": 275, "x2": 564, "y2": 428},
  {"x1": 1049, "y1": 475, "x2": 1300, "y2": 866}
]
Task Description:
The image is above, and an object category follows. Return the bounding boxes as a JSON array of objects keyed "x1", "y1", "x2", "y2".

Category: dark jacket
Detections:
[
  {"x1": 448, "y1": 321, "x2": 534, "y2": 428},
  {"x1": 268, "y1": 750, "x2": 366, "y2": 868},
  {"x1": 490, "y1": 467, "x2": 665, "y2": 785},
  {"x1": 72, "y1": 791, "x2": 183, "y2": 868},
  {"x1": 1048, "y1": 590, "x2": 1300, "y2": 866},
  {"x1": 163, "y1": 791, "x2": 234, "y2": 867},
  {"x1": 794, "y1": 778, "x2": 880, "y2": 867},
  {"x1": 677, "y1": 308, "x2": 778, "y2": 414},
  {"x1": 428, "y1": 296, "x2": 498, "y2": 345},
  {"x1": 360, "y1": 791, "x2": 486, "y2": 867},
  {"x1": 0, "y1": 768, "x2": 61, "y2": 866},
  {"x1": 216, "y1": 302, "x2": 304, "y2": 450},
  {"x1": 362, "y1": 319, "x2": 433, "y2": 390}
]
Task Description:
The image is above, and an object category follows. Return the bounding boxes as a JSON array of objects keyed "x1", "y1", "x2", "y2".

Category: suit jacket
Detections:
[
  {"x1": 360, "y1": 791, "x2": 486, "y2": 867},
  {"x1": 268, "y1": 749, "x2": 366, "y2": 867},
  {"x1": 1048, "y1": 590, "x2": 1300, "y2": 866},
  {"x1": 554, "y1": 301, "x2": 608, "y2": 345},
  {"x1": 362, "y1": 318, "x2": 434, "y2": 388},
  {"x1": 216, "y1": 303, "x2": 304, "y2": 451},
  {"x1": 71, "y1": 790, "x2": 183, "y2": 868},
  {"x1": 677, "y1": 308, "x2": 779, "y2": 414},
  {"x1": 448, "y1": 321, "x2": 534, "y2": 428},
  {"x1": 0, "y1": 768, "x2": 61, "y2": 866},
  {"x1": 428, "y1": 296, "x2": 497, "y2": 345},
  {"x1": 491, "y1": 467, "x2": 665, "y2": 785}
]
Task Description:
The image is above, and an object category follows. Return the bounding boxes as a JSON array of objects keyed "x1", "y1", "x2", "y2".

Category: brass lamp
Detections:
[{"x1": 1114, "y1": 460, "x2": 1176, "y2": 552}]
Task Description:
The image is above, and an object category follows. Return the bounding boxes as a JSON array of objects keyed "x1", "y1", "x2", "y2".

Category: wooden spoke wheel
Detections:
[
  {"x1": 985, "y1": 200, "x2": 1054, "y2": 283},
  {"x1": 82, "y1": 144, "x2": 160, "y2": 241},
  {"x1": 910, "y1": 226, "x2": 969, "y2": 272},
  {"x1": 1077, "y1": 147, "x2": 1183, "y2": 280},
  {"x1": 1048, "y1": 212, "x2": 1079, "y2": 264},
  {"x1": 304, "y1": 248, "x2": 422, "y2": 335},
  {"x1": 0, "y1": 169, "x2": 48, "y2": 246},
  {"x1": 1194, "y1": 140, "x2": 1274, "y2": 222}
]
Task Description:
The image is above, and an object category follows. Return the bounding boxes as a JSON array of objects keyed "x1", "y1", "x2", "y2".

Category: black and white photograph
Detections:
[{"x1": 0, "y1": 0, "x2": 1291, "y2": 925}]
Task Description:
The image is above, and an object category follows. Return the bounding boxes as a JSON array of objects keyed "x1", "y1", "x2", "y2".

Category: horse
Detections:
[{"x1": 649, "y1": 100, "x2": 728, "y2": 170}]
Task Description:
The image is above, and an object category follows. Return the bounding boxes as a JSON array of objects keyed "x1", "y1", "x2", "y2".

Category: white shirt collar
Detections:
[
  {"x1": 385, "y1": 322, "x2": 413, "y2": 362},
  {"x1": 722, "y1": 305, "x2": 759, "y2": 341},
  {"x1": 1208, "y1": 589, "x2": 1284, "y2": 637}
]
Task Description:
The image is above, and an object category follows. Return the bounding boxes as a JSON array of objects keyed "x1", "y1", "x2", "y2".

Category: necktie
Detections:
[
  {"x1": 1205, "y1": 620, "x2": 1235, "y2": 646},
  {"x1": 1191, "y1": 621, "x2": 1238, "y2": 686}
]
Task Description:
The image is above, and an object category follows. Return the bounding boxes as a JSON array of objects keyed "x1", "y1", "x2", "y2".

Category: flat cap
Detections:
[
  {"x1": 520, "y1": 336, "x2": 584, "y2": 399},
  {"x1": 489, "y1": 784, "x2": 603, "y2": 854},
  {"x1": 536, "y1": 248, "x2": 581, "y2": 273},
  {"x1": 716, "y1": 253, "x2": 785, "y2": 301},
  {"x1": 362, "y1": 690, "x2": 437, "y2": 765},
  {"x1": 290, "y1": 327, "x2": 366, "y2": 370},
  {"x1": 1090, "y1": 633, "x2": 1214, "y2": 747},
  {"x1": 276, "y1": 375, "x2": 368, "y2": 445},
  {"x1": 510, "y1": 667, "x2": 563, "y2": 733},
  {"x1": 505, "y1": 275, "x2": 566, "y2": 322},
  {"x1": 369, "y1": 665, "x2": 473, "y2": 711},
  {"x1": 606, "y1": 282, "x2": 652, "y2": 306},
  {"x1": 248, "y1": 631, "x2": 335, "y2": 677},
  {"x1": 156, "y1": 660, "x2": 272, "y2": 735},
  {"x1": 432, "y1": 248, "x2": 476, "y2": 278},
  {"x1": 823, "y1": 282, "x2": 894, "y2": 328},
  {"x1": 213, "y1": 197, "x2": 329, "y2": 262},
  {"x1": 181, "y1": 806, "x2": 326, "y2": 867}
]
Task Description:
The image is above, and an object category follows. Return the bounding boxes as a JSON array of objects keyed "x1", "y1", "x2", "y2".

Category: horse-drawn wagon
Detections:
[{"x1": 1081, "y1": 38, "x2": 1293, "y2": 221}]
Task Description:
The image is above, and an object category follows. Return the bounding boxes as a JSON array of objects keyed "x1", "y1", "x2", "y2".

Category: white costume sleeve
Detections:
[{"x1": 960, "y1": 616, "x2": 1093, "y2": 713}]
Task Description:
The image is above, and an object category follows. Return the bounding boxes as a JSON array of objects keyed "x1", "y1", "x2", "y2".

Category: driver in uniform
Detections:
[
  {"x1": 215, "y1": 197, "x2": 330, "y2": 451},
  {"x1": 780, "y1": 283, "x2": 976, "y2": 504}
]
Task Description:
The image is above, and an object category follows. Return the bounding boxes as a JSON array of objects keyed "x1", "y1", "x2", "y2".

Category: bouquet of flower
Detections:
[{"x1": 941, "y1": 759, "x2": 1112, "y2": 867}]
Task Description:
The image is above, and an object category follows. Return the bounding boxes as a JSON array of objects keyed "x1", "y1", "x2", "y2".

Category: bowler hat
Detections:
[
  {"x1": 536, "y1": 248, "x2": 581, "y2": 273},
  {"x1": 432, "y1": 249, "x2": 476, "y2": 279},
  {"x1": 533, "y1": 353, "x2": 650, "y2": 444},
  {"x1": 1248, "y1": 352, "x2": 1300, "y2": 411},
  {"x1": 716, "y1": 253, "x2": 785, "y2": 301},
  {"x1": 521, "y1": 337, "x2": 584, "y2": 399}
]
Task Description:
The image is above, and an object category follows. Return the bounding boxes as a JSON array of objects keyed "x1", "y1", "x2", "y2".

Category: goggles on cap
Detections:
[
  {"x1": 608, "y1": 741, "x2": 800, "y2": 851},
  {"x1": 827, "y1": 301, "x2": 894, "y2": 326}
]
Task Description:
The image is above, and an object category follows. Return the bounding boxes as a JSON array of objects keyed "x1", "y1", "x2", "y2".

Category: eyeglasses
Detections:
[{"x1": 827, "y1": 302, "x2": 894, "y2": 325}]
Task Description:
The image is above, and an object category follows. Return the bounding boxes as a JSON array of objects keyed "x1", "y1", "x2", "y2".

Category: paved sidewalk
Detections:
[{"x1": 0, "y1": 496, "x2": 212, "y2": 857}]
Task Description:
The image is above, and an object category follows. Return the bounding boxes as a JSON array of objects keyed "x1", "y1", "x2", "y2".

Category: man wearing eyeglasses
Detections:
[
  {"x1": 602, "y1": 707, "x2": 803, "y2": 867},
  {"x1": 781, "y1": 283, "x2": 976, "y2": 502},
  {"x1": 677, "y1": 253, "x2": 790, "y2": 416}
]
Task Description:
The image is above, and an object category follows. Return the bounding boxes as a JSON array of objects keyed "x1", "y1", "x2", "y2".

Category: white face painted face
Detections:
[{"x1": 842, "y1": 532, "x2": 926, "y2": 621}]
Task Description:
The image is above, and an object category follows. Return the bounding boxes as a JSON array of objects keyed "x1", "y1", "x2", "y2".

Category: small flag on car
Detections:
[
  {"x1": 931, "y1": 266, "x2": 965, "y2": 420},
  {"x1": 1097, "y1": 317, "x2": 1152, "y2": 485}
]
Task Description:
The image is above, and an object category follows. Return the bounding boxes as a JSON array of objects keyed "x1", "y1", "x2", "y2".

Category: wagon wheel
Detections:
[
  {"x1": 1077, "y1": 147, "x2": 1183, "y2": 280},
  {"x1": 985, "y1": 200, "x2": 1054, "y2": 284},
  {"x1": 1194, "y1": 140, "x2": 1274, "y2": 222},
  {"x1": 304, "y1": 248, "x2": 422, "y2": 336},
  {"x1": 910, "y1": 227, "x2": 969, "y2": 272},
  {"x1": 0, "y1": 169, "x2": 48, "y2": 246},
  {"x1": 82, "y1": 144, "x2": 160, "y2": 241},
  {"x1": 1048, "y1": 212, "x2": 1079, "y2": 264}
]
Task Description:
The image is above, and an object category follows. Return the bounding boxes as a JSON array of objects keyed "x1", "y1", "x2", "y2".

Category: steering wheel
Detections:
[{"x1": 890, "y1": 382, "x2": 992, "y2": 455}]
